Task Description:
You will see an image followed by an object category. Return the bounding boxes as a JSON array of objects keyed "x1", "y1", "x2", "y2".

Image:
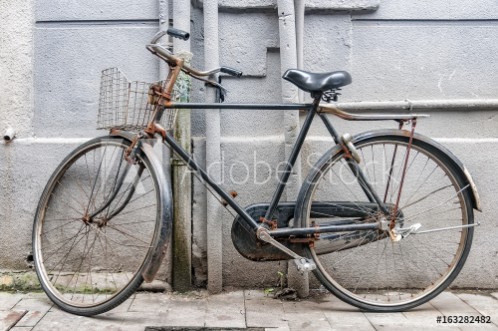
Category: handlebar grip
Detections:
[
  {"x1": 220, "y1": 66, "x2": 243, "y2": 77},
  {"x1": 167, "y1": 27, "x2": 190, "y2": 41}
]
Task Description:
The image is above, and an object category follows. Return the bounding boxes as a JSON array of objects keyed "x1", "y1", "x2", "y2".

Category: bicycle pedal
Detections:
[{"x1": 294, "y1": 257, "x2": 316, "y2": 272}]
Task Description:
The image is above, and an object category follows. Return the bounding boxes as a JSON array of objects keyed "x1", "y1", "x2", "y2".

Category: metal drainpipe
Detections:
[
  {"x1": 158, "y1": 1, "x2": 170, "y2": 78},
  {"x1": 295, "y1": 0, "x2": 305, "y2": 103},
  {"x1": 277, "y1": 0, "x2": 309, "y2": 298},
  {"x1": 157, "y1": 0, "x2": 174, "y2": 291},
  {"x1": 204, "y1": 0, "x2": 223, "y2": 294},
  {"x1": 334, "y1": 99, "x2": 498, "y2": 111},
  {"x1": 171, "y1": 0, "x2": 192, "y2": 292}
]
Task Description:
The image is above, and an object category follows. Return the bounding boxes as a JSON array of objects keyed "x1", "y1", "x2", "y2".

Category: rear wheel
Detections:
[
  {"x1": 299, "y1": 134, "x2": 474, "y2": 311},
  {"x1": 33, "y1": 136, "x2": 163, "y2": 316}
]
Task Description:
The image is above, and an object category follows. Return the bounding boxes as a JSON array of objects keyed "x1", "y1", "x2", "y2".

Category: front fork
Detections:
[{"x1": 86, "y1": 132, "x2": 146, "y2": 224}]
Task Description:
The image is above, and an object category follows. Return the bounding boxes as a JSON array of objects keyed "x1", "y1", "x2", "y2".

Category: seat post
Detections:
[{"x1": 262, "y1": 93, "x2": 322, "y2": 222}]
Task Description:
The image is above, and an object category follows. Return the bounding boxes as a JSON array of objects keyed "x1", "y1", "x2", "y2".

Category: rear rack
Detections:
[{"x1": 318, "y1": 103, "x2": 429, "y2": 121}]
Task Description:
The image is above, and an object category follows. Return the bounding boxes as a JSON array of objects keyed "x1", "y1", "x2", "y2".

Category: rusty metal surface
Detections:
[
  {"x1": 231, "y1": 203, "x2": 304, "y2": 261},
  {"x1": 231, "y1": 201, "x2": 404, "y2": 261},
  {"x1": 390, "y1": 119, "x2": 417, "y2": 231}
]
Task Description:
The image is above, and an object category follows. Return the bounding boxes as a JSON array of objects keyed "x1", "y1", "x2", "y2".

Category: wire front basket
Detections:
[{"x1": 97, "y1": 68, "x2": 177, "y2": 131}]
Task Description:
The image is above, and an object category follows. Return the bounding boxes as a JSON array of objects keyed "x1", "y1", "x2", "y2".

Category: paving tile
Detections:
[
  {"x1": 284, "y1": 312, "x2": 332, "y2": 331},
  {"x1": 366, "y1": 311, "x2": 462, "y2": 330},
  {"x1": 149, "y1": 295, "x2": 207, "y2": 328},
  {"x1": 324, "y1": 311, "x2": 375, "y2": 330},
  {"x1": 456, "y1": 293, "x2": 498, "y2": 330},
  {"x1": 282, "y1": 298, "x2": 335, "y2": 314},
  {"x1": 281, "y1": 291, "x2": 362, "y2": 315},
  {"x1": 33, "y1": 309, "x2": 171, "y2": 331},
  {"x1": 23, "y1": 293, "x2": 48, "y2": 300},
  {"x1": 0, "y1": 293, "x2": 24, "y2": 310},
  {"x1": 47, "y1": 293, "x2": 134, "y2": 314},
  {"x1": 0, "y1": 310, "x2": 27, "y2": 331},
  {"x1": 109, "y1": 295, "x2": 135, "y2": 314},
  {"x1": 365, "y1": 312, "x2": 408, "y2": 328},
  {"x1": 459, "y1": 325, "x2": 498, "y2": 331},
  {"x1": 401, "y1": 302, "x2": 443, "y2": 327},
  {"x1": 15, "y1": 296, "x2": 53, "y2": 310},
  {"x1": 264, "y1": 326, "x2": 290, "y2": 331},
  {"x1": 128, "y1": 292, "x2": 172, "y2": 312},
  {"x1": 15, "y1": 311, "x2": 47, "y2": 328},
  {"x1": 430, "y1": 292, "x2": 480, "y2": 316},
  {"x1": 378, "y1": 326, "x2": 461, "y2": 331},
  {"x1": 205, "y1": 291, "x2": 245, "y2": 328},
  {"x1": 244, "y1": 290, "x2": 287, "y2": 328},
  {"x1": 13, "y1": 297, "x2": 53, "y2": 327},
  {"x1": 457, "y1": 293, "x2": 498, "y2": 318},
  {"x1": 9, "y1": 327, "x2": 33, "y2": 331},
  {"x1": 282, "y1": 299, "x2": 350, "y2": 331}
]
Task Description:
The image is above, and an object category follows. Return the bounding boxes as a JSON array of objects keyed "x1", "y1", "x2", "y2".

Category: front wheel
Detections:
[
  {"x1": 298, "y1": 133, "x2": 474, "y2": 311},
  {"x1": 33, "y1": 136, "x2": 165, "y2": 316}
]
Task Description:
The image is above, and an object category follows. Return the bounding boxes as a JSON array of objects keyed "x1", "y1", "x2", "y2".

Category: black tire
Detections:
[
  {"x1": 33, "y1": 136, "x2": 164, "y2": 316},
  {"x1": 298, "y1": 133, "x2": 474, "y2": 311}
]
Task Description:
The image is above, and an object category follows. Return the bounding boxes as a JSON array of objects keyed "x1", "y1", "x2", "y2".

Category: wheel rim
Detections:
[
  {"x1": 34, "y1": 139, "x2": 160, "y2": 309},
  {"x1": 306, "y1": 138, "x2": 471, "y2": 308}
]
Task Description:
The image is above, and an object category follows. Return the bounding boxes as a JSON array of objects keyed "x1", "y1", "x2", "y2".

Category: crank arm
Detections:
[{"x1": 257, "y1": 228, "x2": 316, "y2": 272}]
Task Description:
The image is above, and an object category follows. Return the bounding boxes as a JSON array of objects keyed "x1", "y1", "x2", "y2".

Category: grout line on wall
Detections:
[
  {"x1": 9, "y1": 137, "x2": 93, "y2": 144},
  {"x1": 35, "y1": 19, "x2": 159, "y2": 28},
  {"x1": 7, "y1": 136, "x2": 498, "y2": 145}
]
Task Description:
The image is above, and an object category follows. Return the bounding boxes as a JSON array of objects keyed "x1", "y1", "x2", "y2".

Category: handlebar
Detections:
[
  {"x1": 147, "y1": 28, "x2": 243, "y2": 78},
  {"x1": 220, "y1": 67, "x2": 243, "y2": 77}
]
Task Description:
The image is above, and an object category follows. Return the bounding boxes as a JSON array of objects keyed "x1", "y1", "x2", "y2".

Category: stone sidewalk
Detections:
[{"x1": 1, "y1": 290, "x2": 498, "y2": 331}]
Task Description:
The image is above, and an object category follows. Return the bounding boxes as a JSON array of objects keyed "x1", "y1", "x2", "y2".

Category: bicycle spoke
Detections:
[
  {"x1": 111, "y1": 203, "x2": 157, "y2": 217},
  {"x1": 104, "y1": 224, "x2": 153, "y2": 246},
  {"x1": 400, "y1": 184, "x2": 453, "y2": 210},
  {"x1": 42, "y1": 223, "x2": 86, "y2": 263},
  {"x1": 403, "y1": 186, "x2": 468, "y2": 221},
  {"x1": 95, "y1": 228, "x2": 120, "y2": 296},
  {"x1": 85, "y1": 145, "x2": 107, "y2": 214},
  {"x1": 311, "y1": 201, "x2": 376, "y2": 218},
  {"x1": 87, "y1": 224, "x2": 152, "y2": 248},
  {"x1": 62, "y1": 229, "x2": 98, "y2": 296},
  {"x1": 47, "y1": 225, "x2": 89, "y2": 282},
  {"x1": 41, "y1": 219, "x2": 78, "y2": 235}
]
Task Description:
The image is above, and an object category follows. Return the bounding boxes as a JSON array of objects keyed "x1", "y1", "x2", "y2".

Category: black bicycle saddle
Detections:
[{"x1": 282, "y1": 69, "x2": 352, "y2": 93}]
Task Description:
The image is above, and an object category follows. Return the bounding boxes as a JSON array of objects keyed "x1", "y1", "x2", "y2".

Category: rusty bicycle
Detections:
[{"x1": 32, "y1": 28, "x2": 481, "y2": 316}]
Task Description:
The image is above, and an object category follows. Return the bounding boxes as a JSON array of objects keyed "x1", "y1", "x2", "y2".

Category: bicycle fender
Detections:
[
  {"x1": 109, "y1": 132, "x2": 173, "y2": 282},
  {"x1": 295, "y1": 129, "x2": 481, "y2": 228},
  {"x1": 358, "y1": 130, "x2": 481, "y2": 212}
]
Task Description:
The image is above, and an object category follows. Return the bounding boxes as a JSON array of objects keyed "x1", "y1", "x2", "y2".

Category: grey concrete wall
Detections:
[
  {"x1": 1, "y1": 0, "x2": 497, "y2": 291},
  {"x1": 0, "y1": 0, "x2": 36, "y2": 270},
  {"x1": 0, "y1": 0, "x2": 163, "y2": 273},
  {"x1": 0, "y1": 0, "x2": 34, "y2": 138}
]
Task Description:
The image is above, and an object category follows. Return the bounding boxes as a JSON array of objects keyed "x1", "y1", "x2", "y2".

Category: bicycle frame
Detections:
[
  {"x1": 140, "y1": 33, "x2": 418, "y2": 240},
  {"x1": 159, "y1": 97, "x2": 387, "y2": 238}
]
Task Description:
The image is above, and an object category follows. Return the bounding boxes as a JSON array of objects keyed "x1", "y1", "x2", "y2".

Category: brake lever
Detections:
[{"x1": 187, "y1": 72, "x2": 228, "y2": 98}]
